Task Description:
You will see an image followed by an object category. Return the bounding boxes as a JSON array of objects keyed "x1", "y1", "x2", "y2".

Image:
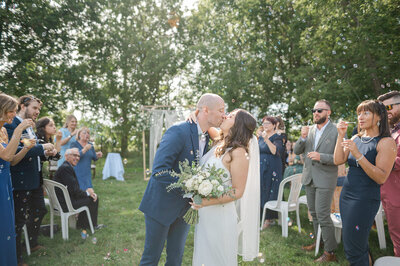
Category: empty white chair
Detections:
[
  {"x1": 315, "y1": 213, "x2": 342, "y2": 256},
  {"x1": 23, "y1": 224, "x2": 30, "y2": 256},
  {"x1": 260, "y1": 173, "x2": 303, "y2": 237},
  {"x1": 375, "y1": 202, "x2": 386, "y2": 250},
  {"x1": 296, "y1": 194, "x2": 307, "y2": 232},
  {"x1": 43, "y1": 179, "x2": 94, "y2": 240},
  {"x1": 374, "y1": 256, "x2": 400, "y2": 266}
]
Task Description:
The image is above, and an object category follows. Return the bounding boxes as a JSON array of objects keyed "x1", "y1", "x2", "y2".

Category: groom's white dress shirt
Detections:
[{"x1": 197, "y1": 123, "x2": 206, "y2": 157}]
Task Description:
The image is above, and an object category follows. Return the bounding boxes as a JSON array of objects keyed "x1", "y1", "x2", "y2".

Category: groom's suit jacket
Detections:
[
  {"x1": 294, "y1": 121, "x2": 338, "y2": 189},
  {"x1": 139, "y1": 121, "x2": 209, "y2": 226}
]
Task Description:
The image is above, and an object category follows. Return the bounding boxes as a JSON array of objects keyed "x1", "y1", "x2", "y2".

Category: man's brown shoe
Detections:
[
  {"x1": 314, "y1": 251, "x2": 337, "y2": 262},
  {"x1": 301, "y1": 241, "x2": 323, "y2": 251}
]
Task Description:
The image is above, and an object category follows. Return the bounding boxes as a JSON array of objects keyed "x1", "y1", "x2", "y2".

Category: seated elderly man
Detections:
[{"x1": 53, "y1": 148, "x2": 102, "y2": 229}]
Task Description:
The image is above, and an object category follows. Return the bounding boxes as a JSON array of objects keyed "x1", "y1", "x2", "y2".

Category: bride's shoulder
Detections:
[{"x1": 231, "y1": 147, "x2": 247, "y2": 158}]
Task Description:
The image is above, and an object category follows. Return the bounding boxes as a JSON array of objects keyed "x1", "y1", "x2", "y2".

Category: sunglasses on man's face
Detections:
[
  {"x1": 312, "y1": 108, "x2": 328, "y2": 113},
  {"x1": 385, "y1": 103, "x2": 400, "y2": 111}
]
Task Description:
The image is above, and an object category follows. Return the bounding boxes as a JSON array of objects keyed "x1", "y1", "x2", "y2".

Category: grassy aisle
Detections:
[{"x1": 24, "y1": 154, "x2": 394, "y2": 265}]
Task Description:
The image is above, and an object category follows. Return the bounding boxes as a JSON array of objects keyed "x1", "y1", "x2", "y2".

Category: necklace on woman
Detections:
[{"x1": 360, "y1": 136, "x2": 375, "y2": 144}]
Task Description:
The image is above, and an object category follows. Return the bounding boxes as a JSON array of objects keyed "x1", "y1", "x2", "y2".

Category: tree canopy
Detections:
[{"x1": 1, "y1": 0, "x2": 399, "y2": 152}]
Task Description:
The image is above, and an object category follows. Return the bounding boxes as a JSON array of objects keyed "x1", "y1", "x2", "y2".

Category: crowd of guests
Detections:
[
  {"x1": 0, "y1": 93, "x2": 102, "y2": 266},
  {"x1": 258, "y1": 93, "x2": 400, "y2": 265}
]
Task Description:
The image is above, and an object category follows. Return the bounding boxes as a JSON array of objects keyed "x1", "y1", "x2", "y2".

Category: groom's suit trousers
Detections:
[{"x1": 140, "y1": 214, "x2": 190, "y2": 266}]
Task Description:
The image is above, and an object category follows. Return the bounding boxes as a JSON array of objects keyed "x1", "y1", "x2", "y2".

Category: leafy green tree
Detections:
[
  {"x1": 0, "y1": 0, "x2": 102, "y2": 112},
  {"x1": 71, "y1": 0, "x2": 186, "y2": 155}
]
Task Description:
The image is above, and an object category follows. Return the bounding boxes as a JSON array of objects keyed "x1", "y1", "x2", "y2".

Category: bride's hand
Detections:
[
  {"x1": 186, "y1": 110, "x2": 199, "y2": 124},
  {"x1": 189, "y1": 201, "x2": 203, "y2": 210}
]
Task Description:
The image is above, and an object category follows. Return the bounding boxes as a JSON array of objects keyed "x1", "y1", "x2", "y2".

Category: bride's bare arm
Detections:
[{"x1": 192, "y1": 148, "x2": 249, "y2": 208}]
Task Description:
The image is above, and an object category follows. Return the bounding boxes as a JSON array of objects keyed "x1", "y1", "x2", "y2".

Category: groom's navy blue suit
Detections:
[{"x1": 139, "y1": 121, "x2": 209, "y2": 266}]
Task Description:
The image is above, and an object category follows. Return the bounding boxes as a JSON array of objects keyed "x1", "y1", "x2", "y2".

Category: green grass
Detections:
[{"x1": 24, "y1": 153, "x2": 395, "y2": 265}]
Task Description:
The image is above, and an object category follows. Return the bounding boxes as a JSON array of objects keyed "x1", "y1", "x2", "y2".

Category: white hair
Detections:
[{"x1": 65, "y1": 148, "x2": 79, "y2": 156}]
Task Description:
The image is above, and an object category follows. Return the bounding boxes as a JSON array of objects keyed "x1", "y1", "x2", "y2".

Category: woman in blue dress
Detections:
[
  {"x1": 0, "y1": 93, "x2": 35, "y2": 266},
  {"x1": 71, "y1": 127, "x2": 103, "y2": 190},
  {"x1": 259, "y1": 116, "x2": 284, "y2": 229},
  {"x1": 334, "y1": 100, "x2": 396, "y2": 266},
  {"x1": 57, "y1": 114, "x2": 77, "y2": 167}
]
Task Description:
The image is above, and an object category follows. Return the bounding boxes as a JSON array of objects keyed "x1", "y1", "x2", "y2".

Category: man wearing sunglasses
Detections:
[
  {"x1": 377, "y1": 91, "x2": 400, "y2": 257},
  {"x1": 294, "y1": 99, "x2": 338, "y2": 262}
]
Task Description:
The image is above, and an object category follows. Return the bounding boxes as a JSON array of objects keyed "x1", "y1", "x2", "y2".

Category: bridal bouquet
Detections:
[{"x1": 166, "y1": 159, "x2": 232, "y2": 225}]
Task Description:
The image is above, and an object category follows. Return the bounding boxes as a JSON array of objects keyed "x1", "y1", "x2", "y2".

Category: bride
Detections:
[{"x1": 191, "y1": 109, "x2": 260, "y2": 266}]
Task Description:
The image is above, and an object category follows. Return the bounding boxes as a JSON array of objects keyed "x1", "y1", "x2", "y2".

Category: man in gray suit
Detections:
[{"x1": 295, "y1": 99, "x2": 338, "y2": 262}]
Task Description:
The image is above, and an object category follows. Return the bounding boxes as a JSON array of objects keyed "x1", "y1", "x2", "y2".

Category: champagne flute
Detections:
[{"x1": 20, "y1": 133, "x2": 34, "y2": 147}]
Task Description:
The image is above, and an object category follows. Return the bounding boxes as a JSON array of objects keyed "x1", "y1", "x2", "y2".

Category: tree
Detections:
[
  {"x1": 71, "y1": 0, "x2": 187, "y2": 156},
  {"x1": 0, "y1": 0, "x2": 102, "y2": 113}
]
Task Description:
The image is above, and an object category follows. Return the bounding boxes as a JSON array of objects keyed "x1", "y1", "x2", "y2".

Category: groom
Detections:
[{"x1": 139, "y1": 93, "x2": 226, "y2": 266}]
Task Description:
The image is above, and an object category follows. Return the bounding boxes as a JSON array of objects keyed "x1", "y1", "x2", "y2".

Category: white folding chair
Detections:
[
  {"x1": 260, "y1": 173, "x2": 303, "y2": 237},
  {"x1": 23, "y1": 224, "x2": 30, "y2": 256},
  {"x1": 43, "y1": 179, "x2": 94, "y2": 240},
  {"x1": 296, "y1": 194, "x2": 307, "y2": 232}
]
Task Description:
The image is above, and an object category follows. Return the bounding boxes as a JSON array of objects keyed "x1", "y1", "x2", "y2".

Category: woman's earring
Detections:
[{"x1": 377, "y1": 121, "x2": 380, "y2": 127}]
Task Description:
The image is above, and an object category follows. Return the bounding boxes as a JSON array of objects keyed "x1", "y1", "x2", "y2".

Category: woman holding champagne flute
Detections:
[
  {"x1": 334, "y1": 100, "x2": 396, "y2": 265},
  {"x1": 0, "y1": 93, "x2": 35, "y2": 266}
]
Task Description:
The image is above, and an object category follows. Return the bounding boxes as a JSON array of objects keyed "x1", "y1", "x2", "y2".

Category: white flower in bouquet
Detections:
[
  {"x1": 198, "y1": 180, "x2": 213, "y2": 196},
  {"x1": 211, "y1": 180, "x2": 219, "y2": 186},
  {"x1": 217, "y1": 185, "x2": 224, "y2": 192},
  {"x1": 205, "y1": 172, "x2": 211, "y2": 177},
  {"x1": 185, "y1": 179, "x2": 194, "y2": 190}
]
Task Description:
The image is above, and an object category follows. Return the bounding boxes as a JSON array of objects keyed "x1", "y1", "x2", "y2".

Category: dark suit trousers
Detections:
[
  {"x1": 140, "y1": 214, "x2": 190, "y2": 266},
  {"x1": 71, "y1": 197, "x2": 99, "y2": 229},
  {"x1": 13, "y1": 187, "x2": 47, "y2": 262},
  {"x1": 305, "y1": 183, "x2": 337, "y2": 252}
]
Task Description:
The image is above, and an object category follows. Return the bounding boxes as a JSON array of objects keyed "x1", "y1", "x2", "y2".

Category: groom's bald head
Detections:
[
  {"x1": 197, "y1": 93, "x2": 224, "y2": 111},
  {"x1": 197, "y1": 93, "x2": 225, "y2": 128}
]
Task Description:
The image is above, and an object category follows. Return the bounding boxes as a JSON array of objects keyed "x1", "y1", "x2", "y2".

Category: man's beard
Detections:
[
  {"x1": 389, "y1": 111, "x2": 400, "y2": 127},
  {"x1": 314, "y1": 116, "x2": 327, "y2": 125},
  {"x1": 24, "y1": 109, "x2": 35, "y2": 121}
]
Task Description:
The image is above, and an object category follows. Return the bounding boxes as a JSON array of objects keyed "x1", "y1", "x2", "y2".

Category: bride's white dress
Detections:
[{"x1": 192, "y1": 150, "x2": 238, "y2": 266}]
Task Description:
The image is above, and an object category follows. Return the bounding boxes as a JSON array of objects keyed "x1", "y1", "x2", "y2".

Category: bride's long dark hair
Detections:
[{"x1": 215, "y1": 109, "x2": 257, "y2": 161}]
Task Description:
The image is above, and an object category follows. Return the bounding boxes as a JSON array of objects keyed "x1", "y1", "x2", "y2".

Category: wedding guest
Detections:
[
  {"x1": 334, "y1": 100, "x2": 396, "y2": 265},
  {"x1": 0, "y1": 93, "x2": 35, "y2": 266},
  {"x1": 4, "y1": 95, "x2": 55, "y2": 265},
  {"x1": 259, "y1": 116, "x2": 284, "y2": 229},
  {"x1": 295, "y1": 100, "x2": 338, "y2": 262},
  {"x1": 275, "y1": 116, "x2": 287, "y2": 174},
  {"x1": 283, "y1": 142, "x2": 304, "y2": 179},
  {"x1": 54, "y1": 148, "x2": 100, "y2": 229},
  {"x1": 378, "y1": 91, "x2": 400, "y2": 257},
  {"x1": 36, "y1": 117, "x2": 62, "y2": 181},
  {"x1": 71, "y1": 127, "x2": 102, "y2": 191},
  {"x1": 57, "y1": 114, "x2": 77, "y2": 167}
]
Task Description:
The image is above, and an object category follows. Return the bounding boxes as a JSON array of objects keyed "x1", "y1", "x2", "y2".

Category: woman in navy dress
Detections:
[
  {"x1": 334, "y1": 100, "x2": 396, "y2": 266},
  {"x1": 0, "y1": 93, "x2": 35, "y2": 266},
  {"x1": 259, "y1": 116, "x2": 284, "y2": 229}
]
